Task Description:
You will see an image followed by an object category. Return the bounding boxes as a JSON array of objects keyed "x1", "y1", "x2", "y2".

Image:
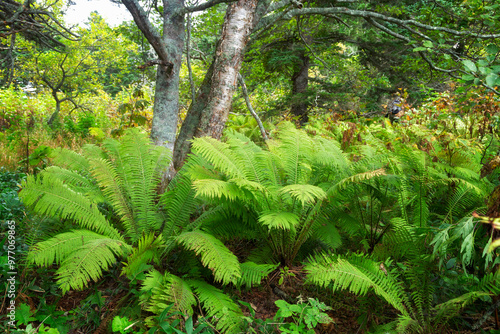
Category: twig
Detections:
[{"x1": 237, "y1": 74, "x2": 268, "y2": 141}]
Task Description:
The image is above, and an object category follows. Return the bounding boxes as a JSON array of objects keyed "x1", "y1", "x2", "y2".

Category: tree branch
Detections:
[
  {"x1": 121, "y1": 0, "x2": 173, "y2": 73},
  {"x1": 238, "y1": 74, "x2": 268, "y2": 141}
]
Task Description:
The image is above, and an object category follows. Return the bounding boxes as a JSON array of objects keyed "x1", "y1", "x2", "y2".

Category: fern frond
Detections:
[
  {"x1": 433, "y1": 291, "x2": 490, "y2": 325},
  {"x1": 279, "y1": 184, "x2": 326, "y2": 206},
  {"x1": 147, "y1": 273, "x2": 196, "y2": 316},
  {"x1": 27, "y1": 230, "x2": 108, "y2": 266},
  {"x1": 20, "y1": 174, "x2": 122, "y2": 240},
  {"x1": 90, "y1": 158, "x2": 138, "y2": 240},
  {"x1": 42, "y1": 166, "x2": 106, "y2": 203},
  {"x1": 305, "y1": 252, "x2": 406, "y2": 314},
  {"x1": 237, "y1": 262, "x2": 278, "y2": 288},
  {"x1": 258, "y1": 211, "x2": 300, "y2": 230},
  {"x1": 188, "y1": 280, "x2": 244, "y2": 334},
  {"x1": 52, "y1": 147, "x2": 91, "y2": 172},
  {"x1": 161, "y1": 172, "x2": 200, "y2": 236},
  {"x1": 193, "y1": 179, "x2": 246, "y2": 202},
  {"x1": 226, "y1": 131, "x2": 266, "y2": 184},
  {"x1": 176, "y1": 231, "x2": 241, "y2": 285},
  {"x1": 122, "y1": 233, "x2": 164, "y2": 279},
  {"x1": 276, "y1": 122, "x2": 314, "y2": 184},
  {"x1": 476, "y1": 271, "x2": 500, "y2": 294},
  {"x1": 191, "y1": 136, "x2": 246, "y2": 179},
  {"x1": 56, "y1": 237, "x2": 129, "y2": 293},
  {"x1": 327, "y1": 169, "x2": 386, "y2": 196},
  {"x1": 119, "y1": 129, "x2": 170, "y2": 234}
]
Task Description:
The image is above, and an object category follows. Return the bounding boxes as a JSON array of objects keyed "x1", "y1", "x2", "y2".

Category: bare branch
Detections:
[
  {"x1": 182, "y1": 0, "x2": 236, "y2": 14},
  {"x1": 270, "y1": 7, "x2": 500, "y2": 39},
  {"x1": 237, "y1": 74, "x2": 268, "y2": 141}
]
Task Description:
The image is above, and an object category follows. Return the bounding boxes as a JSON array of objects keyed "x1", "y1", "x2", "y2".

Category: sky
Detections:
[{"x1": 64, "y1": 0, "x2": 132, "y2": 27}]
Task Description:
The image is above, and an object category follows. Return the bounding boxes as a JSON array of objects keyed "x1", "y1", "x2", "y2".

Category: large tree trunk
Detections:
[
  {"x1": 173, "y1": 0, "x2": 257, "y2": 168},
  {"x1": 121, "y1": 0, "x2": 184, "y2": 153},
  {"x1": 290, "y1": 51, "x2": 310, "y2": 125},
  {"x1": 149, "y1": 0, "x2": 184, "y2": 152}
]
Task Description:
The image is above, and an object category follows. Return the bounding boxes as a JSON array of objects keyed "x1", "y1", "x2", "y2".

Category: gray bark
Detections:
[
  {"x1": 121, "y1": 0, "x2": 184, "y2": 152},
  {"x1": 173, "y1": 0, "x2": 258, "y2": 168}
]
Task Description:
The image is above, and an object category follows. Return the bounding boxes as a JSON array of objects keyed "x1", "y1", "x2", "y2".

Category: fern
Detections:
[
  {"x1": 122, "y1": 233, "x2": 164, "y2": 279},
  {"x1": 146, "y1": 273, "x2": 197, "y2": 315},
  {"x1": 237, "y1": 262, "x2": 278, "y2": 288},
  {"x1": 305, "y1": 252, "x2": 407, "y2": 314},
  {"x1": 20, "y1": 174, "x2": 122, "y2": 240},
  {"x1": 176, "y1": 231, "x2": 241, "y2": 285},
  {"x1": 188, "y1": 280, "x2": 245, "y2": 334}
]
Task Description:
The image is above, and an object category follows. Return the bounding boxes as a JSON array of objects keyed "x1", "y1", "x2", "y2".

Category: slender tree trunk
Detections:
[
  {"x1": 149, "y1": 0, "x2": 184, "y2": 152},
  {"x1": 173, "y1": 0, "x2": 257, "y2": 168},
  {"x1": 47, "y1": 93, "x2": 61, "y2": 126},
  {"x1": 290, "y1": 52, "x2": 310, "y2": 125}
]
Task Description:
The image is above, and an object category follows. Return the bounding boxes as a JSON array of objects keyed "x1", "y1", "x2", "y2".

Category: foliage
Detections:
[
  {"x1": 274, "y1": 298, "x2": 333, "y2": 334},
  {"x1": 187, "y1": 122, "x2": 385, "y2": 266}
]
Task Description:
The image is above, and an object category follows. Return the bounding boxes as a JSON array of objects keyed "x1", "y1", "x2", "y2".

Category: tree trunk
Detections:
[
  {"x1": 149, "y1": 0, "x2": 184, "y2": 152},
  {"x1": 173, "y1": 62, "x2": 215, "y2": 170},
  {"x1": 173, "y1": 0, "x2": 257, "y2": 168},
  {"x1": 121, "y1": 0, "x2": 184, "y2": 153},
  {"x1": 290, "y1": 52, "x2": 310, "y2": 125},
  {"x1": 47, "y1": 93, "x2": 61, "y2": 126}
]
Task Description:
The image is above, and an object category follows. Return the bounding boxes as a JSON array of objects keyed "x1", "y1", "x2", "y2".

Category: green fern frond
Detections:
[
  {"x1": 193, "y1": 179, "x2": 246, "y2": 202},
  {"x1": 226, "y1": 131, "x2": 266, "y2": 184},
  {"x1": 275, "y1": 122, "x2": 314, "y2": 184},
  {"x1": 56, "y1": 237, "x2": 129, "y2": 293},
  {"x1": 433, "y1": 291, "x2": 490, "y2": 325},
  {"x1": 312, "y1": 222, "x2": 342, "y2": 250},
  {"x1": 305, "y1": 252, "x2": 406, "y2": 314},
  {"x1": 147, "y1": 273, "x2": 196, "y2": 315},
  {"x1": 314, "y1": 137, "x2": 349, "y2": 171},
  {"x1": 176, "y1": 231, "x2": 241, "y2": 285},
  {"x1": 161, "y1": 172, "x2": 199, "y2": 236},
  {"x1": 476, "y1": 271, "x2": 500, "y2": 294},
  {"x1": 90, "y1": 158, "x2": 138, "y2": 240},
  {"x1": 237, "y1": 262, "x2": 278, "y2": 288},
  {"x1": 188, "y1": 280, "x2": 244, "y2": 333},
  {"x1": 191, "y1": 136, "x2": 246, "y2": 180},
  {"x1": 20, "y1": 174, "x2": 122, "y2": 240},
  {"x1": 119, "y1": 130, "x2": 170, "y2": 234},
  {"x1": 279, "y1": 184, "x2": 326, "y2": 206},
  {"x1": 327, "y1": 169, "x2": 386, "y2": 196},
  {"x1": 52, "y1": 147, "x2": 91, "y2": 172},
  {"x1": 42, "y1": 166, "x2": 106, "y2": 203},
  {"x1": 122, "y1": 232, "x2": 164, "y2": 279},
  {"x1": 27, "y1": 230, "x2": 110, "y2": 266},
  {"x1": 259, "y1": 211, "x2": 300, "y2": 230}
]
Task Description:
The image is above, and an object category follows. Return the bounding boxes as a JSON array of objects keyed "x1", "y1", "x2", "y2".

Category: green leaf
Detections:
[
  {"x1": 486, "y1": 44, "x2": 499, "y2": 55},
  {"x1": 463, "y1": 60, "x2": 477, "y2": 72},
  {"x1": 461, "y1": 74, "x2": 475, "y2": 82},
  {"x1": 423, "y1": 40, "x2": 433, "y2": 48},
  {"x1": 413, "y1": 47, "x2": 427, "y2": 52},
  {"x1": 486, "y1": 73, "x2": 499, "y2": 87},
  {"x1": 112, "y1": 316, "x2": 135, "y2": 333}
]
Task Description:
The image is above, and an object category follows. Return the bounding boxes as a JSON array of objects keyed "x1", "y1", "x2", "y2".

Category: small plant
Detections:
[
  {"x1": 274, "y1": 298, "x2": 333, "y2": 334},
  {"x1": 112, "y1": 316, "x2": 136, "y2": 334},
  {"x1": 278, "y1": 266, "x2": 296, "y2": 286},
  {"x1": 146, "y1": 304, "x2": 213, "y2": 334}
]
